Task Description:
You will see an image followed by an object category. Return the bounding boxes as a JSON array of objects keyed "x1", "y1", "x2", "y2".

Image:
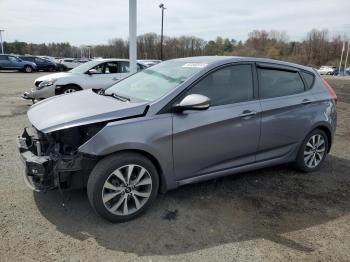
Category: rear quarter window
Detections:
[{"x1": 301, "y1": 71, "x2": 315, "y2": 90}]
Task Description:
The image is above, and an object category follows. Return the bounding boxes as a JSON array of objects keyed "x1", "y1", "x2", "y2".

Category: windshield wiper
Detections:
[
  {"x1": 110, "y1": 92, "x2": 130, "y2": 102},
  {"x1": 95, "y1": 88, "x2": 130, "y2": 102}
]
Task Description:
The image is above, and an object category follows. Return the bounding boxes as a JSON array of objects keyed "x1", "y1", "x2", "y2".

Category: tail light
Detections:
[{"x1": 322, "y1": 78, "x2": 338, "y2": 105}]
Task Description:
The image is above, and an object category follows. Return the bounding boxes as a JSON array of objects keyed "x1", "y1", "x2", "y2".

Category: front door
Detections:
[
  {"x1": 83, "y1": 62, "x2": 121, "y2": 90},
  {"x1": 172, "y1": 64, "x2": 261, "y2": 181}
]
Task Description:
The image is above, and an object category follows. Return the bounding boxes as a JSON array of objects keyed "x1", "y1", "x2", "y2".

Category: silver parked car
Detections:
[
  {"x1": 23, "y1": 59, "x2": 146, "y2": 101},
  {"x1": 18, "y1": 56, "x2": 337, "y2": 222}
]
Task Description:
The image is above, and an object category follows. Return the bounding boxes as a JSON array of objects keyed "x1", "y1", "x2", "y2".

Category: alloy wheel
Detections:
[
  {"x1": 63, "y1": 88, "x2": 76, "y2": 93},
  {"x1": 304, "y1": 134, "x2": 326, "y2": 168},
  {"x1": 102, "y1": 164, "x2": 152, "y2": 216}
]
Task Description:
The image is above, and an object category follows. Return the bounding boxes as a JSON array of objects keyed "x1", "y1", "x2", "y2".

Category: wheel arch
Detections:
[
  {"x1": 62, "y1": 83, "x2": 83, "y2": 90},
  {"x1": 314, "y1": 125, "x2": 332, "y2": 153},
  {"x1": 55, "y1": 83, "x2": 83, "y2": 95},
  {"x1": 306, "y1": 122, "x2": 333, "y2": 153},
  {"x1": 103, "y1": 149, "x2": 168, "y2": 194}
]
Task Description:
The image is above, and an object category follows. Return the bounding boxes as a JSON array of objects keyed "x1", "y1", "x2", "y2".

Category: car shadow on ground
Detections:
[{"x1": 33, "y1": 155, "x2": 350, "y2": 256}]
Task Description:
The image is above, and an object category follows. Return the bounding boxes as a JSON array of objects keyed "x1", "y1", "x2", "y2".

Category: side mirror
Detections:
[
  {"x1": 173, "y1": 94, "x2": 210, "y2": 113},
  {"x1": 87, "y1": 69, "x2": 98, "y2": 75}
]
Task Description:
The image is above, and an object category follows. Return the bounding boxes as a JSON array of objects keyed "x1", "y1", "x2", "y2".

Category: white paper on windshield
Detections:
[{"x1": 182, "y1": 63, "x2": 208, "y2": 68}]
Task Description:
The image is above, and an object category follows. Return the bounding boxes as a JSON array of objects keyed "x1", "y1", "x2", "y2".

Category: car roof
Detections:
[
  {"x1": 171, "y1": 56, "x2": 314, "y2": 72},
  {"x1": 93, "y1": 58, "x2": 146, "y2": 64}
]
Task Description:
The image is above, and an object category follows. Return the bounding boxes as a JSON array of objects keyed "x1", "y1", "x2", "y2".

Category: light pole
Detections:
[
  {"x1": 0, "y1": 30, "x2": 4, "y2": 54},
  {"x1": 159, "y1": 3, "x2": 166, "y2": 60},
  {"x1": 87, "y1": 45, "x2": 92, "y2": 59},
  {"x1": 129, "y1": 0, "x2": 137, "y2": 74}
]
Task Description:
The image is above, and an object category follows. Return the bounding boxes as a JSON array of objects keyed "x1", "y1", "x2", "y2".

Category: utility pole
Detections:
[
  {"x1": 344, "y1": 41, "x2": 349, "y2": 72},
  {"x1": 129, "y1": 0, "x2": 137, "y2": 73},
  {"x1": 0, "y1": 30, "x2": 4, "y2": 54},
  {"x1": 339, "y1": 41, "x2": 345, "y2": 76},
  {"x1": 159, "y1": 3, "x2": 166, "y2": 60}
]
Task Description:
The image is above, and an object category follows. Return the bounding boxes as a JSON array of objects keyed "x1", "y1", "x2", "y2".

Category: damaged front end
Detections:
[{"x1": 17, "y1": 124, "x2": 103, "y2": 192}]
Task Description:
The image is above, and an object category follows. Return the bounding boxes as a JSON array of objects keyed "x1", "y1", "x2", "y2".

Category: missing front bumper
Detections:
[
  {"x1": 17, "y1": 131, "x2": 54, "y2": 192},
  {"x1": 17, "y1": 128, "x2": 95, "y2": 192}
]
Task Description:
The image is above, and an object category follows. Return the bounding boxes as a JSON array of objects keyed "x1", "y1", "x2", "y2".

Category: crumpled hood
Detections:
[
  {"x1": 28, "y1": 90, "x2": 148, "y2": 133},
  {"x1": 36, "y1": 72, "x2": 74, "y2": 81}
]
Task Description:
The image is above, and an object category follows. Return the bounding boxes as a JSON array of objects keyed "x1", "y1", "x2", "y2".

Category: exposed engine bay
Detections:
[{"x1": 18, "y1": 123, "x2": 105, "y2": 192}]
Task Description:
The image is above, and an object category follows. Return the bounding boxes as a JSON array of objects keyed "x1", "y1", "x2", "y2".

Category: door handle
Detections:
[
  {"x1": 112, "y1": 77, "x2": 119, "y2": 81},
  {"x1": 302, "y1": 99, "x2": 312, "y2": 105},
  {"x1": 239, "y1": 110, "x2": 257, "y2": 118}
]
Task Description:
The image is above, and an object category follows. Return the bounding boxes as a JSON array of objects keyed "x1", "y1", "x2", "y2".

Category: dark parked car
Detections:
[
  {"x1": 0, "y1": 54, "x2": 37, "y2": 72},
  {"x1": 19, "y1": 56, "x2": 57, "y2": 72},
  {"x1": 18, "y1": 56, "x2": 337, "y2": 222}
]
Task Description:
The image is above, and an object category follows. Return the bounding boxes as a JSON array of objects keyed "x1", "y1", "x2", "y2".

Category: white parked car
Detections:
[
  {"x1": 58, "y1": 58, "x2": 82, "y2": 69},
  {"x1": 317, "y1": 66, "x2": 336, "y2": 75},
  {"x1": 23, "y1": 59, "x2": 146, "y2": 101},
  {"x1": 138, "y1": 59, "x2": 162, "y2": 67}
]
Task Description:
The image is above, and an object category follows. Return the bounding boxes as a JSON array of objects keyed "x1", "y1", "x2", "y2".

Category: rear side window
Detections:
[
  {"x1": 186, "y1": 64, "x2": 254, "y2": 106},
  {"x1": 301, "y1": 71, "x2": 315, "y2": 90},
  {"x1": 23, "y1": 57, "x2": 34, "y2": 62},
  {"x1": 258, "y1": 68, "x2": 305, "y2": 99}
]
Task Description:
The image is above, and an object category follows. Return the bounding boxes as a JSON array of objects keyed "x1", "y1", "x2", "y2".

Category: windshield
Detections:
[
  {"x1": 69, "y1": 60, "x2": 101, "y2": 73},
  {"x1": 105, "y1": 60, "x2": 207, "y2": 102}
]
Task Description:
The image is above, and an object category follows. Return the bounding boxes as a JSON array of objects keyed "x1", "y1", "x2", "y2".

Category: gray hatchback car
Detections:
[{"x1": 18, "y1": 56, "x2": 337, "y2": 222}]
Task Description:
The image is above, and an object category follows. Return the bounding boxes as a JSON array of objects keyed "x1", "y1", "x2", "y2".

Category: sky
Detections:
[{"x1": 0, "y1": 0, "x2": 349, "y2": 46}]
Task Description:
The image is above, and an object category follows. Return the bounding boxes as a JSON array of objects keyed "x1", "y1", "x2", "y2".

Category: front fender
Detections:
[{"x1": 78, "y1": 115, "x2": 176, "y2": 191}]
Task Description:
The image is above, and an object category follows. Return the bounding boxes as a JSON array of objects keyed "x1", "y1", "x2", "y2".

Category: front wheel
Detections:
[
  {"x1": 87, "y1": 152, "x2": 159, "y2": 222},
  {"x1": 24, "y1": 65, "x2": 33, "y2": 73},
  {"x1": 295, "y1": 129, "x2": 329, "y2": 172},
  {"x1": 61, "y1": 85, "x2": 80, "y2": 94}
]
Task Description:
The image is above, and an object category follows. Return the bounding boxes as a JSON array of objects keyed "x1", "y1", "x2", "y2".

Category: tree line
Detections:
[{"x1": 3, "y1": 29, "x2": 347, "y2": 67}]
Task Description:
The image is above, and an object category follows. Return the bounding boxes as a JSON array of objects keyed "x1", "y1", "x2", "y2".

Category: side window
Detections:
[
  {"x1": 137, "y1": 63, "x2": 144, "y2": 71},
  {"x1": 91, "y1": 63, "x2": 105, "y2": 74},
  {"x1": 301, "y1": 71, "x2": 315, "y2": 90},
  {"x1": 104, "y1": 62, "x2": 118, "y2": 74},
  {"x1": 35, "y1": 58, "x2": 44, "y2": 63},
  {"x1": 258, "y1": 68, "x2": 305, "y2": 99},
  {"x1": 186, "y1": 64, "x2": 254, "y2": 106},
  {"x1": 8, "y1": 56, "x2": 18, "y2": 62},
  {"x1": 118, "y1": 61, "x2": 130, "y2": 73}
]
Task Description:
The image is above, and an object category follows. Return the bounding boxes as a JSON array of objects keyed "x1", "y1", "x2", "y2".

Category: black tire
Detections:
[
  {"x1": 24, "y1": 65, "x2": 33, "y2": 73},
  {"x1": 87, "y1": 152, "x2": 159, "y2": 223},
  {"x1": 295, "y1": 129, "x2": 329, "y2": 172},
  {"x1": 61, "y1": 85, "x2": 80, "y2": 94},
  {"x1": 48, "y1": 66, "x2": 55, "y2": 72}
]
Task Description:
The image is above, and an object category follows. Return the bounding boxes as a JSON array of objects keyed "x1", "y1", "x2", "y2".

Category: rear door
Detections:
[
  {"x1": 172, "y1": 63, "x2": 261, "y2": 181},
  {"x1": 103, "y1": 61, "x2": 121, "y2": 86},
  {"x1": 8, "y1": 56, "x2": 20, "y2": 69},
  {"x1": 117, "y1": 61, "x2": 144, "y2": 80},
  {"x1": 256, "y1": 63, "x2": 315, "y2": 161},
  {"x1": 0, "y1": 55, "x2": 10, "y2": 68}
]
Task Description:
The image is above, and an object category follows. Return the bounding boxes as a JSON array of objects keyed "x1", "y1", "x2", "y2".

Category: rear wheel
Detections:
[
  {"x1": 295, "y1": 129, "x2": 329, "y2": 172},
  {"x1": 87, "y1": 152, "x2": 159, "y2": 222},
  {"x1": 24, "y1": 65, "x2": 33, "y2": 73}
]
